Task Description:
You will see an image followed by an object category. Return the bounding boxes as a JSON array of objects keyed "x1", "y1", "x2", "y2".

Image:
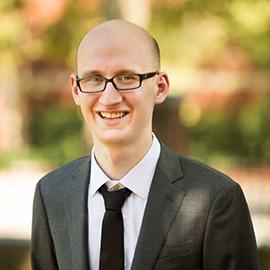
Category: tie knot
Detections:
[{"x1": 99, "y1": 185, "x2": 131, "y2": 210}]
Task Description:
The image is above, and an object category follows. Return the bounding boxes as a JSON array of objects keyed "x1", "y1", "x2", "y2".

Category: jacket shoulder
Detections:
[
  {"x1": 160, "y1": 144, "x2": 239, "y2": 192},
  {"x1": 38, "y1": 155, "x2": 90, "y2": 187},
  {"x1": 180, "y1": 155, "x2": 242, "y2": 202}
]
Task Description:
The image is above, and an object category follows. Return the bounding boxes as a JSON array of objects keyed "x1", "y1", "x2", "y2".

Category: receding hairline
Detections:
[{"x1": 76, "y1": 20, "x2": 160, "y2": 72}]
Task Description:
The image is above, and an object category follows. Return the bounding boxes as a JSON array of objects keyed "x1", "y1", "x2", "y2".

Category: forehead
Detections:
[{"x1": 77, "y1": 26, "x2": 154, "y2": 75}]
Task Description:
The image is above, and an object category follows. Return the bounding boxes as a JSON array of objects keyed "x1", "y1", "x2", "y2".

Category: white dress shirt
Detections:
[{"x1": 88, "y1": 135, "x2": 161, "y2": 270}]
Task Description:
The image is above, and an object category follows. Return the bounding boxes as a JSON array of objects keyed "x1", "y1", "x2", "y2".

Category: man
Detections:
[{"x1": 31, "y1": 20, "x2": 260, "y2": 270}]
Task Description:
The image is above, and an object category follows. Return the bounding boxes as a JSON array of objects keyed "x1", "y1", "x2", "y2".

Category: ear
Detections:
[
  {"x1": 70, "y1": 74, "x2": 81, "y2": 106},
  {"x1": 154, "y1": 72, "x2": 170, "y2": 104}
]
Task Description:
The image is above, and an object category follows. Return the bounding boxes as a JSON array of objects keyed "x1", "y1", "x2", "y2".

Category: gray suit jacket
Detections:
[{"x1": 31, "y1": 144, "x2": 260, "y2": 270}]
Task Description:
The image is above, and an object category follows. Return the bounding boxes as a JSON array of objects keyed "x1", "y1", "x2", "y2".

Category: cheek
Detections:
[
  {"x1": 134, "y1": 96, "x2": 155, "y2": 121},
  {"x1": 79, "y1": 96, "x2": 97, "y2": 117}
]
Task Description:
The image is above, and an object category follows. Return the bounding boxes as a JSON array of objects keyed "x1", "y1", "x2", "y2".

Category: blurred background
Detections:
[{"x1": 0, "y1": 0, "x2": 270, "y2": 269}]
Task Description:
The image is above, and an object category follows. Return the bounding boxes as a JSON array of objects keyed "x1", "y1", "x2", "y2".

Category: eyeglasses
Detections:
[{"x1": 76, "y1": 71, "x2": 159, "y2": 93}]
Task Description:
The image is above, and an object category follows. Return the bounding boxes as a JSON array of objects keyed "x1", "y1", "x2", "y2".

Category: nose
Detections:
[{"x1": 99, "y1": 81, "x2": 123, "y2": 105}]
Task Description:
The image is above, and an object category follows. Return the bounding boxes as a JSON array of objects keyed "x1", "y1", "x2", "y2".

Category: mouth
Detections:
[{"x1": 99, "y1": 111, "x2": 128, "y2": 119}]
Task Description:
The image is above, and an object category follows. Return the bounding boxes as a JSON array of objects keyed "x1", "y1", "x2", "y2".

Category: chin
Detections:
[{"x1": 96, "y1": 130, "x2": 131, "y2": 146}]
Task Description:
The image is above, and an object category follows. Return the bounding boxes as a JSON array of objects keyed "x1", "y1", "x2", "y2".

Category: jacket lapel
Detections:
[
  {"x1": 131, "y1": 145, "x2": 185, "y2": 270},
  {"x1": 63, "y1": 156, "x2": 91, "y2": 270}
]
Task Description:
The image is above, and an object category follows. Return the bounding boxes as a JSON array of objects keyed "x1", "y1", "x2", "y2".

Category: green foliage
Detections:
[
  {"x1": 0, "y1": 0, "x2": 21, "y2": 11},
  {"x1": 227, "y1": 0, "x2": 270, "y2": 68},
  {"x1": 151, "y1": 0, "x2": 270, "y2": 68},
  {"x1": 33, "y1": 4, "x2": 102, "y2": 68},
  {"x1": 188, "y1": 91, "x2": 270, "y2": 164},
  {"x1": 28, "y1": 104, "x2": 88, "y2": 164},
  {"x1": 150, "y1": 0, "x2": 231, "y2": 66}
]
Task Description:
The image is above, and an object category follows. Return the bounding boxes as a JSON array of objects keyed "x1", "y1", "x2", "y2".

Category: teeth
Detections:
[{"x1": 100, "y1": 112, "x2": 126, "y2": 119}]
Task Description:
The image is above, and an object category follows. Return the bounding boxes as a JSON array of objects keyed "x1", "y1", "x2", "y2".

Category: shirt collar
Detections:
[
  {"x1": 90, "y1": 155, "x2": 110, "y2": 197},
  {"x1": 90, "y1": 134, "x2": 161, "y2": 200}
]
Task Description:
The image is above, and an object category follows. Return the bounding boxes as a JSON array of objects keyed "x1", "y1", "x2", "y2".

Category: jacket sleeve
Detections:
[
  {"x1": 202, "y1": 182, "x2": 260, "y2": 270},
  {"x1": 31, "y1": 182, "x2": 59, "y2": 270}
]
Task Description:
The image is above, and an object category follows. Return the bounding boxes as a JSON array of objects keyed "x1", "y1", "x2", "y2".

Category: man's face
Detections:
[{"x1": 71, "y1": 24, "x2": 169, "y2": 148}]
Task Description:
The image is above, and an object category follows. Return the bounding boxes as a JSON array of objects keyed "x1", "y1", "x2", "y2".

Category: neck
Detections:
[{"x1": 93, "y1": 134, "x2": 153, "y2": 180}]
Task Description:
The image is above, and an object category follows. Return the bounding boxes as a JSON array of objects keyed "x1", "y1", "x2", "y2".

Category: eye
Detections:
[
  {"x1": 117, "y1": 74, "x2": 137, "y2": 81},
  {"x1": 85, "y1": 75, "x2": 104, "y2": 83}
]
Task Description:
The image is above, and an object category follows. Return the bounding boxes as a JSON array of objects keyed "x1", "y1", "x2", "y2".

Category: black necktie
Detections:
[{"x1": 99, "y1": 185, "x2": 131, "y2": 270}]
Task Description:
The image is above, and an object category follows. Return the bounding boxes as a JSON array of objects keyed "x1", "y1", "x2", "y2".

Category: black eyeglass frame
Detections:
[{"x1": 76, "y1": 71, "x2": 159, "y2": 93}]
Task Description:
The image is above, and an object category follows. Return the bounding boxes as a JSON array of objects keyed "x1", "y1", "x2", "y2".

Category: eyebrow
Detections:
[
  {"x1": 79, "y1": 70, "x2": 101, "y2": 78},
  {"x1": 79, "y1": 69, "x2": 139, "y2": 78}
]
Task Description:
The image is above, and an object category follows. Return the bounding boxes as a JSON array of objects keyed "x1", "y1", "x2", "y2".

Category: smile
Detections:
[{"x1": 99, "y1": 112, "x2": 128, "y2": 119}]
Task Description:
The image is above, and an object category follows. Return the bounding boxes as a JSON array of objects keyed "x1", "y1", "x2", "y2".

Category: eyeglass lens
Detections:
[{"x1": 80, "y1": 74, "x2": 141, "y2": 92}]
